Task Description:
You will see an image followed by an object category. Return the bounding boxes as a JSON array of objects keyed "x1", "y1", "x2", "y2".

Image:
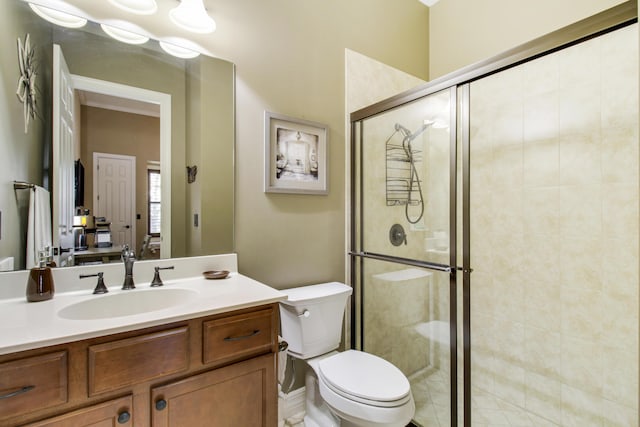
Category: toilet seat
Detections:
[{"x1": 317, "y1": 350, "x2": 412, "y2": 407}]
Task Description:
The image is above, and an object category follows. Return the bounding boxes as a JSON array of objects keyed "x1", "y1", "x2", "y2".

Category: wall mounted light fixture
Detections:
[
  {"x1": 169, "y1": 0, "x2": 216, "y2": 34},
  {"x1": 27, "y1": 1, "x2": 205, "y2": 60}
]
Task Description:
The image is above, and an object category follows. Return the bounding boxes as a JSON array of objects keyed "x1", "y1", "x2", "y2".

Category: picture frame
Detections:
[{"x1": 264, "y1": 111, "x2": 328, "y2": 195}]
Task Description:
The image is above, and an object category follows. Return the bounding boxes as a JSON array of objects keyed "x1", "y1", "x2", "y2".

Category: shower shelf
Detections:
[{"x1": 386, "y1": 142, "x2": 422, "y2": 206}]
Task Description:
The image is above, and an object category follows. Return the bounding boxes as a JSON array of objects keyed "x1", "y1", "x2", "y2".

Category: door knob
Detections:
[
  {"x1": 155, "y1": 399, "x2": 167, "y2": 411},
  {"x1": 117, "y1": 411, "x2": 130, "y2": 424}
]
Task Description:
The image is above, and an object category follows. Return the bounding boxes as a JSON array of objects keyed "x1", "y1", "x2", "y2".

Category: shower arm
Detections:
[{"x1": 394, "y1": 121, "x2": 433, "y2": 145}]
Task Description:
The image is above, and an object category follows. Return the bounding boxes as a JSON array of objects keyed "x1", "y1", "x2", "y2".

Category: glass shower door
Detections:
[
  {"x1": 351, "y1": 87, "x2": 457, "y2": 427},
  {"x1": 466, "y1": 23, "x2": 639, "y2": 427}
]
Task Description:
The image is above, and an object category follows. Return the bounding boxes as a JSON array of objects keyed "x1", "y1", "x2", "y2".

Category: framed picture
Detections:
[{"x1": 264, "y1": 111, "x2": 328, "y2": 195}]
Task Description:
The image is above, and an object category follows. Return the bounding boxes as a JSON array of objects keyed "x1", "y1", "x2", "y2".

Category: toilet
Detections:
[{"x1": 279, "y1": 282, "x2": 415, "y2": 427}]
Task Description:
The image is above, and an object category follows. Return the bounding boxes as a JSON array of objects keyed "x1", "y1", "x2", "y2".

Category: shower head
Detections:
[{"x1": 394, "y1": 120, "x2": 435, "y2": 143}]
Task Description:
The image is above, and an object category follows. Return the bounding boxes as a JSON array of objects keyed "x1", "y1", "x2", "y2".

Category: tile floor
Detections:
[{"x1": 410, "y1": 369, "x2": 560, "y2": 427}]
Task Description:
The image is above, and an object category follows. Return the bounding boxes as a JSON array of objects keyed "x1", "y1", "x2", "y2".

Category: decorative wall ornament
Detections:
[
  {"x1": 264, "y1": 111, "x2": 328, "y2": 195},
  {"x1": 16, "y1": 33, "x2": 37, "y2": 134},
  {"x1": 187, "y1": 165, "x2": 198, "y2": 183}
]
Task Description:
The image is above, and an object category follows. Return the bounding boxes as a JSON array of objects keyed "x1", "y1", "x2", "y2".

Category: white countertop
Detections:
[{"x1": 0, "y1": 255, "x2": 287, "y2": 355}]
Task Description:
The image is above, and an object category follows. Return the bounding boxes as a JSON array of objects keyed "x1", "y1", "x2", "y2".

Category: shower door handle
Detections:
[{"x1": 350, "y1": 251, "x2": 453, "y2": 273}]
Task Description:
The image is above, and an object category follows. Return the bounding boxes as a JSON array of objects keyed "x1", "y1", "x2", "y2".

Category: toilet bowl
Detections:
[
  {"x1": 313, "y1": 350, "x2": 414, "y2": 427},
  {"x1": 279, "y1": 282, "x2": 415, "y2": 427}
]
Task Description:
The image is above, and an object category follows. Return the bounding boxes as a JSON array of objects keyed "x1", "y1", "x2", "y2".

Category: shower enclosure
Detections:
[{"x1": 349, "y1": 3, "x2": 638, "y2": 426}]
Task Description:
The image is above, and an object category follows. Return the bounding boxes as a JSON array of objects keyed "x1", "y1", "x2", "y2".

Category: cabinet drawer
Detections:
[
  {"x1": 24, "y1": 395, "x2": 132, "y2": 427},
  {"x1": 203, "y1": 308, "x2": 275, "y2": 366},
  {"x1": 0, "y1": 351, "x2": 67, "y2": 420},
  {"x1": 88, "y1": 327, "x2": 189, "y2": 395}
]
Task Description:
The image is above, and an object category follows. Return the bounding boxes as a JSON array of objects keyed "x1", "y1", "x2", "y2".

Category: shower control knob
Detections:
[{"x1": 389, "y1": 224, "x2": 407, "y2": 246}]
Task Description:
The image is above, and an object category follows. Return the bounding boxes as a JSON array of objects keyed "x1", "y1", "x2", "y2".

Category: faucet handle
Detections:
[
  {"x1": 80, "y1": 272, "x2": 108, "y2": 294},
  {"x1": 151, "y1": 266, "x2": 175, "y2": 287}
]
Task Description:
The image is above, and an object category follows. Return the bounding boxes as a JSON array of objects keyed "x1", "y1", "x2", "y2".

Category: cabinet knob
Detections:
[
  {"x1": 117, "y1": 411, "x2": 131, "y2": 424},
  {"x1": 155, "y1": 399, "x2": 167, "y2": 411}
]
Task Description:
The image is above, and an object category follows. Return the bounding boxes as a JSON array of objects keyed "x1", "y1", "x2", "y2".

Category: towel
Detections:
[{"x1": 26, "y1": 186, "x2": 52, "y2": 269}]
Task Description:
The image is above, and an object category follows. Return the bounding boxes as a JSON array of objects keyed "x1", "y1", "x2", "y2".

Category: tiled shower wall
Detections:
[{"x1": 469, "y1": 24, "x2": 639, "y2": 426}]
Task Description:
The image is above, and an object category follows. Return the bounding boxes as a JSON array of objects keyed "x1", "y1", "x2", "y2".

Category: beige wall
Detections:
[
  {"x1": 0, "y1": 1, "x2": 52, "y2": 269},
  {"x1": 212, "y1": 0, "x2": 430, "y2": 288},
  {"x1": 80, "y1": 106, "x2": 160, "y2": 254},
  {"x1": 429, "y1": 0, "x2": 627, "y2": 78}
]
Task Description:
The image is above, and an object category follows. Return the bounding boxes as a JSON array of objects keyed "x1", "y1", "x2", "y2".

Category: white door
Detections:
[
  {"x1": 52, "y1": 45, "x2": 75, "y2": 267},
  {"x1": 94, "y1": 153, "x2": 136, "y2": 249}
]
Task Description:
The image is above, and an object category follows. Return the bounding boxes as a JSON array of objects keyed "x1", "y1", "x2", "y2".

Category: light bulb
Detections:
[
  {"x1": 169, "y1": 0, "x2": 216, "y2": 34},
  {"x1": 107, "y1": 0, "x2": 158, "y2": 15},
  {"x1": 29, "y1": 3, "x2": 87, "y2": 28},
  {"x1": 101, "y1": 24, "x2": 149, "y2": 45},
  {"x1": 159, "y1": 41, "x2": 200, "y2": 59}
]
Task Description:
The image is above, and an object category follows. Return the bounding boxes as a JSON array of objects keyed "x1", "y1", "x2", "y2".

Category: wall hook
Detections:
[{"x1": 186, "y1": 165, "x2": 197, "y2": 183}]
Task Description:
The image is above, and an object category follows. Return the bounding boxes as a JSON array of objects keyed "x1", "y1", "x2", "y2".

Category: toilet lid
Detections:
[{"x1": 318, "y1": 350, "x2": 410, "y2": 404}]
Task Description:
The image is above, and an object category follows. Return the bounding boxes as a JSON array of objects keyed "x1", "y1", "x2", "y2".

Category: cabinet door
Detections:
[
  {"x1": 23, "y1": 395, "x2": 132, "y2": 427},
  {"x1": 151, "y1": 353, "x2": 276, "y2": 427}
]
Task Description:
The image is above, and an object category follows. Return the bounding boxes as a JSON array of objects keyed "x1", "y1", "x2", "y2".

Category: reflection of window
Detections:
[{"x1": 148, "y1": 169, "x2": 161, "y2": 236}]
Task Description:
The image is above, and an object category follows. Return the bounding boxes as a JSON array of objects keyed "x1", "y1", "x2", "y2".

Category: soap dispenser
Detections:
[{"x1": 26, "y1": 249, "x2": 55, "y2": 302}]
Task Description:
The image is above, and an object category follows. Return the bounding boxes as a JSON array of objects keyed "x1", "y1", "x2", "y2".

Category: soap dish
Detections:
[{"x1": 203, "y1": 270, "x2": 230, "y2": 280}]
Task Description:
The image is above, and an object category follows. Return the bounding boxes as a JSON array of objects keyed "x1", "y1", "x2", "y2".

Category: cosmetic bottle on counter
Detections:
[{"x1": 26, "y1": 249, "x2": 55, "y2": 302}]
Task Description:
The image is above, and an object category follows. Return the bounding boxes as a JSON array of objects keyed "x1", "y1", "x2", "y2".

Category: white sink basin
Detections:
[{"x1": 58, "y1": 288, "x2": 198, "y2": 320}]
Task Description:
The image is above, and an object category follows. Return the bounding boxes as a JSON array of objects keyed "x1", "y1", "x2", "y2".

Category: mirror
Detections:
[{"x1": 1, "y1": 0, "x2": 235, "y2": 271}]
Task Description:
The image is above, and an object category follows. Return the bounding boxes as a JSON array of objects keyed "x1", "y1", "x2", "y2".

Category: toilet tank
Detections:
[{"x1": 279, "y1": 282, "x2": 352, "y2": 359}]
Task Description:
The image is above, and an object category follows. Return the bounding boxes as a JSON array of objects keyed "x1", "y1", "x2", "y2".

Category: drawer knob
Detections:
[
  {"x1": 117, "y1": 411, "x2": 131, "y2": 424},
  {"x1": 156, "y1": 399, "x2": 168, "y2": 411},
  {"x1": 0, "y1": 385, "x2": 35, "y2": 400}
]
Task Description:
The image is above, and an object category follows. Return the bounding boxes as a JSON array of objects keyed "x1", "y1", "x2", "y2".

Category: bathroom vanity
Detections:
[{"x1": 0, "y1": 254, "x2": 285, "y2": 427}]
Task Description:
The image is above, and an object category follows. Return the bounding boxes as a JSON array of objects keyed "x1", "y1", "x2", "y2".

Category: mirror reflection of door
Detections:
[
  {"x1": 93, "y1": 153, "x2": 135, "y2": 249},
  {"x1": 80, "y1": 98, "x2": 160, "y2": 258},
  {"x1": 74, "y1": 78, "x2": 165, "y2": 261},
  {"x1": 52, "y1": 44, "x2": 75, "y2": 267}
]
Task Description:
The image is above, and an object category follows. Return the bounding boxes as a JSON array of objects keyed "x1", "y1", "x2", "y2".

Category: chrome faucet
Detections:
[{"x1": 121, "y1": 245, "x2": 136, "y2": 290}]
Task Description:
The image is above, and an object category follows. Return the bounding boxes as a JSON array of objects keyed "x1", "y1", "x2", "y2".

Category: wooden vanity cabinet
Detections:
[{"x1": 0, "y1": 304, "x2": 278, "y2": 427}]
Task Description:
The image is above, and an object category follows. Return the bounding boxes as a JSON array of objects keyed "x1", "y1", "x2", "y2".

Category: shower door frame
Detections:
[{"x1": 348, "y1": 2, "x2": 637, "y2": 426}]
